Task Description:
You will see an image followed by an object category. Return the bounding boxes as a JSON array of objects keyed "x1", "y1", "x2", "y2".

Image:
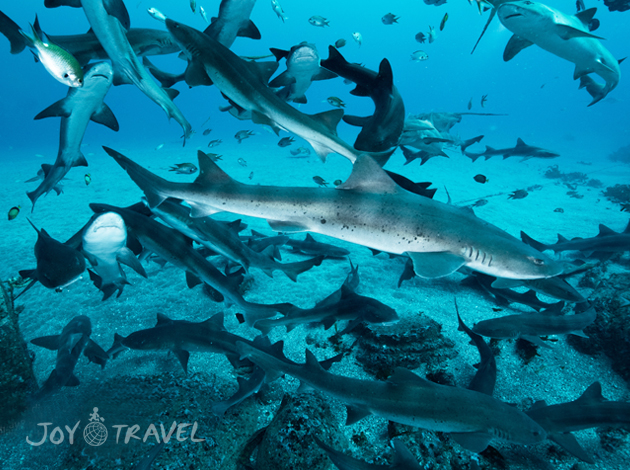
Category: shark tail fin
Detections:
[
  {"x1": 0, "y1": 10, "x2": 27, "y2": 54},
  {"x1": 460, "y1": 135, "x2": 484, "y2": 153},
  {"x1": 579, "y1": 75, "x2": 607, "y2": 106},
  {"x1": 520, "y1": 231, "x2": 549, "y2": 252}
]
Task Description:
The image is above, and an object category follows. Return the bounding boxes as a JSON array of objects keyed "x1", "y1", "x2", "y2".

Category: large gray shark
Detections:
[
  {"x1": 497, "y1": 2, "x2": 621, "y2": 105},
  {"x1": 89, "y1": 202, "x2": 294, "y2": 320},
  {"x1": 235, "y1": 341, "x2": 547, "y2": 452},
  {"x1": 105, "y1": 147, "x2": 564, "y2": 283},
  {"x1": 526, "y1": 382, "x2": 630, "y2": 464},
  {"x1": 465, "y1": 138, "x2": 559, "y2": 162},
  {"x1": 204, "y1": 0, "x2": 260, "y2": 48},
  {"x1": 76, "y1": 0, "x2": 191, "y2": 142},
  {"x1": 522, "y1": 221, "x2": 630, "y2": 258},
  {"x1": 164, "y1": 18, "x2": 392, "y2": 165},
  {"x1": 472, "y1": 305, "x2": 597, "y2": 348},
  {"x1": 320, "y1": 46, "x2": 404, "y2": 152},
  {"x1": 31, "y1": 315, "x2": 108, "y2": 399},
  {"x1": 148, "y1": 194, "x2": 323, "y2": 282},
  {"x1": 81, "y1": 211, "x2": 147, "y2": 300},
  {"x1": 269, "y1": 42, "x2": 337, "y2": 104},
  {"x1": 27, "y1": 61, "x2": 118, "y2": 210}
]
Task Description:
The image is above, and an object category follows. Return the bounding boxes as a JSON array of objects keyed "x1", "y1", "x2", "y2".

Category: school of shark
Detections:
[{"x1": 0, "y1": 1, "x2": 629, "y2": 469}]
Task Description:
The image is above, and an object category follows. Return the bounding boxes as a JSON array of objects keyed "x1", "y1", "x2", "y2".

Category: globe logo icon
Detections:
[{"x1": 83, "y1": 407, "x2": 108, "y2": 447}]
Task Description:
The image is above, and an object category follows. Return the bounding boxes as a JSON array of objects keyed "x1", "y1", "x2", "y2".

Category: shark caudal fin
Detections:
[
  {"x1": 460, "y1": 135, "x2": 484, "y2": 153},
  {"x1": 0, "y1": 10, "x2": 27, "y2": 54},
  {"x1": 104, "y1": 146, "x2": 170, "y2": 208},
  {"x1": 520, "y1": 231, "x2": 549, "y2": 252}
]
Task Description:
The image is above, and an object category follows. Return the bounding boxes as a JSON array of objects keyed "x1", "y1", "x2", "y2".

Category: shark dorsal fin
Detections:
[
  {"x1": 237, "y1": 20, "x2": 261, "y2": 40},
  {"x1": 203, "y1": 312, "x2": 226, "y2": 331},
  {"x1": 156, "y1": 312, "x2": 172, "y2": 325},
  {"x1": 304, "y1": 349, "x2": 325, "y2": 372},
  {"x1": 336, "y1": 155, "x2": 400, "y2": 194},
  {"x1": 376, "y1": 58, "x2": 394, "y2": 89},
  {"x1": 515, "y1": 138, "x2": 527, "y2": 147},
  {"x1": 195, "y1": 150, "x2": 235, "y2": 187},
  {"x1": 246, "y1": 60, "x2": 278, "y2": 85},
  {"x1": 388, "y1": 367, "x2": 436, "y2": 387},
  {"x1": 304, "y1": 233, "x2": 316, "y2": 242},
  {"x1": 576, "y1": 381, "x2": 605, "y2": 403},
  {"x1": 269, "y1": 47, "x2": 289, "y2": 61},
  {"x1": 575, "y1": 8, "x2": 597, "y2": 27},
  {"x1": 391, "y1": 439, "x2": 418, "y2": 467},
  {"x1": 597, "y1": 224, "x2": 616, "y2": 236}
]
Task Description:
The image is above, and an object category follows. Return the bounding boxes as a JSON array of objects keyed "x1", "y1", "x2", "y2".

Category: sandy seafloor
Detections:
[
  {"x1": 0, "y1": 1, "x2": 629, "y2": 468},
  {"x1": 1, "y1": 134, "x2": 630, "y2": 469}
]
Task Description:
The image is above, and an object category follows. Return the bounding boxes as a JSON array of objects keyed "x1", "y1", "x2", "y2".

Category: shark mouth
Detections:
[{"x1": 504, "y1": 13, "x2": 524, "y2": 19}]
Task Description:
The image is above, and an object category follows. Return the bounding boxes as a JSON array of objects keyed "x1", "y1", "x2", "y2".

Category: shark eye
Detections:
[
  {"x1": 63, "y1": 73, "x2": 69, "y2": 78},
  {"x1": 527, "y1": 256, "x2": 545, "y2": 266}
]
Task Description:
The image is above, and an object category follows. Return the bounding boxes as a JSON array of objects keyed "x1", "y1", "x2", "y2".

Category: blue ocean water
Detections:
[{"x1": 0, "y1": 1, "x2": 629, "y2": 469}]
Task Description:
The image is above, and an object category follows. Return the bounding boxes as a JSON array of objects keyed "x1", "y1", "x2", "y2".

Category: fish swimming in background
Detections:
[
  {"x1": 84, "y1": 173, "x2": 91, "y2": 185},
  {"x1": 326, "y1": 96, "x2": 345, "y2": 108},
  {"x1": 20, "y1": 16, "x2": 83, "y2": 87},
  {"x1": 473, "y1": 174, "x2": 488, "y2": 184},
  {"x1": 208, "y1": 139, "x2": 223, "y2": 148},
  {"x1": 238, "y1": 158, "x2": 248, "y2": 167},
  {"x1": 309, "y1": 16, "x2": 329, "y2": 27},
  {"x1": 468, "y1": 97, "x2": 472, "y2": 110},
  {"x1": 235, "y1": 130, "x2": 254, "y2": 143},
  {"x1": 290, "y1": 146, "x2": 311, "y2": 156},
  {"x1": 278, "y1": 136, "x2": 295, "y2": 147},
  {"x1": 199, "y1": 6, "x2": 209, "y2": 24},
  {"x1": 189, "y1": 0, "x2": 196, "y2": 14},
  {"x1": 415, "y1": 32, "x2": 426, "y2": 43},
  {"x1": 271, "y1": 0, "x2": 288, "y2": 23},
  {"x1": 8, "y1": 206, "x2": 20, "y2": 220},
  {"x1": 411, "y1": 50, "x2": 428, "y2": 61},
  {"x1": 481, "y1": 94, "x2": 488, "y2": 107},
  {"x1": 334, "y1": 38, "x2": 346, "y2": 48},
  {"x1": 440, "y1": 13, "x2": 449, "y2": 31},
  {"x1": 169, "y1": 163, "x2": 198, "y2": 174},
  {"x1": 202, "y1": 128, "x2": 212, "y2": 136},
  {"x1": 509, "y1": 189, "x2": 529, "y2": 200},
  {"x1": 352, "y1": 31, "x2": 362, "y2": 46},
  {"x1": 381, "y1": 13, "x2": 400, "y2": 25},
  {"x1": 312, "y1": 176, "x2": 328, "y2": 187},
  {"x1": 428, "y1": 26, "x2": 436, "y2": 43},
  {"x1": 147, "y1": 7, "x2": 166, "y2": 23}
]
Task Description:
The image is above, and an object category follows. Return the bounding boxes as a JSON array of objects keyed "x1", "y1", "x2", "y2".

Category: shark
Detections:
[
  {"x1": 399, "y1": 116, "x2": 483, "y2": 158},
  {"x1": 521, "y1": 221, "x2": 630, "y2": 258},
  {"x1": 269, "y1": 42, "x2": 337, "y2": 104},
  {"x1": 320, "y1": 46, "x2": 404, "y2": 152},
  {"x1": 235, "y1": 340, "x2": 547, "y2": 452},
  {"x1": 72, "y1": 0, "x2": 191, "y2": 142},
  {"x1": 105, "y1": 147, "x2": 564, "y2": 283},
  {"x1": 30, "y1": 315, "x2": 108, "y2": 399},
  {"x1": 283, "y1": 233, "x2": 350, "y2": 258},
  {"x1": 163, "y1": 18, "x2": 393, "y2": 165},
  {"x1": 148, "y1": 194, "x2": 323, "y2": 281},
  {"x1": 81, "y1": 211, "x2": 147, "y2": 300},
  {"x1": 465, "y1": 138, "x2": 559, "y2": 162},
  {"x1": 315, "y1": 437, "x2": 421, "y2": 470},
  {"x1": 497, "y1": 2, "x2": 621, "y2": 105},
  {"x1": 472, "y1": 305, "x2": 597, "y2": 348},
  {"x1": 89, "y1": 202, "x2": 295, "y2": 321},
  {"x1": 204, "y1": 0, "x2": 260, "y2": 49},
  {"x1": 526, "y1": 382, "x2": 630, "y2": 464},
  {"x1": 27, "y1": 61, "x2": 118, "y2": 210}
]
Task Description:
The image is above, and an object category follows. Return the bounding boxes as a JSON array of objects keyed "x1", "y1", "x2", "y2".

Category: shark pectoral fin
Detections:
[
  {"x1": 30, "y1": 334, "x2": 60, "y2": 350},
  {"x1": 52, "y1": 185, "x2": 63, "y2": 195},
  {"x1": 102, "y1": 0, "x2": 131, "y2": 30},
  {"x1": 268, "y1": 71, "x2": 295, "y2": 88},
  {"x1": 350, "y1": 84, "x2": 371, "y2": 97},
  {"x1": 320, "y1": 316, "x2": 337, "y2": 330},
  {"x1": 569, "y1": 329, "x2": 589, "y2": 338},
  {"x1": 117, "y1": 247, "x2": 147, "y2": 277},
  {"x1": 345, "y1": 405, "x2": 371, "y2": 425},
  {"x1": 449, "y1": 432, "x2": 492, "y2": 453},
  {"x1": 67, "y1": 333, "x2": 84, "y2": 351},
  {"x1": 406, "y1": 252, "x2": 466, "y2": 279},
  {"x1": 84, "y1": 340, "x2": 109, "y2": 368},
  {"x1": 162, "y1": 87, "x2": 180, "y2": 101},
  {"x1": 503, "y1": 35, "x2": 533, "y2": 62},
  {"x1": 312, "y1": 68, "x2": 337, "y2": 81},
  {"x1": 267, "y1": 219, "x2": 309, "y2": 232},
  {"x1": 91, "y1": 103, "x2": 119, "y2": 131},
  {"x1": 573, "y1": 64, "x2": 594, "y2": 81},
  {"x1": 185, "y1": 271, "x2": 203, "y2": 288},
  {"x1": 34, "y1": 98, "x2": 71, "y2": 120},
  {"x1": 554, "y1": 24, "x2": 605, "y2": 41},
  {"x1": 111, "y1": 63, "x2": 134, "y2": 86},
  {"x1": 520, "y1": 335, "x2": 552, "y2": 348},
  {"x1": 343, "y1": 114, "x2": 371, "y2": 128},
  {"x1": 251, "y1": 110, "x2": 281, "y2": 135},
  {"x1": 237, "y1": 20, "x2": 261, "y2": 40},
  {"x1": 185, "y1": 60, "x2": 213, "y2": 87},
  {"x1": 490, "y1": 278, "x2": 525, "y2": 289},
  {"x1": 293, "y1": 95, "x2": 307, "y2": 104},
  {"x1": 550, "y1": 432, "x2": 595, "y2": 464},
  {"x1": 310, "y1": 142, "x2": 332, "y2": 162},
  {"x1": 310, "y1": 109, "x2": 344, "y2": 136},
  {"x1": 173, "y1": 349, "x2": 190, "y2": 375},
  {"x1": 66, "y1": 374, "x2": 81, "y2": 387}
]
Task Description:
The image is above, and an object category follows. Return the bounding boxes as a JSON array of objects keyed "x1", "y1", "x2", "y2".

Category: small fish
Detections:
[
  {"x1": 238, "y1": 158, "x2": 248, "y2": 167},
  {"x1": 309, "y1": 16, "x2": 330, "y2": 27},
  {"x1": 473, "y1": 174, "x2": 488, "y2": 184},
  {"x1": 470, "y1": 198, "x2": 488, "y2": 208},
  {"x1": 508, "y1": 189, "x2": 528, "y2": 200},
  {"x1": 155, "y1": 143, "x2": 165, "y2": 150},
  {"x1": 326, "y1": 96, "x2": 345, "y2": 108},
  {"x1": 382, "y1": 13, "x2": 399, "y2": 25},
  {"x1": 576, "y1": 0, "x2": 585, "y2": 11},
  {"x1": 335, "y1": 38, "x2": 346, "y2": 48},
  {"x1": 8, "y1": 206, "x2": 20, "y2": 221},
  {"x1": 333, "y1": 179, "x2": 342, "y2": 186},
  {"x1": 468, "y1": 98, "x2": 472, "y2": 110},
  {"x1": 190, "y1": 0, "x2": 196, "y2": 14},
  {"x1": 278, "y1": 137, "x2": 295, "y2": 147},
  {"x1": 554, "y1": 208, "x2": 565, "y2": 213},
  {"x1": 202, "y1": 128, "x2": 212, "y2": 136},
  {"x1": 206, "y1": 153, "x2": 222, "y2": 162},
  {"x1": 290, "y1": 147, "x2": 311, "y2": 156},
  {"x1": 147, "y1": 8, "x2": 167, "y2": 23},
  {"x1": 428, "y1": 26, "x2": 436, "y2": 43},
  {"x1": 352, "y1": 32, "x2": 362, "y2": 46},
  {"x1": 20, "y1": 20, "x2": 83, "y2": 87},
  {"x1": 272, "y1": 0, "x2": 288, "y2": 23},
  {"x1": 200, "y1": 6, "x2": 209, "y2": 24},
  {"x1": 410, "y1": 50, "x2": 428, "y2": 62},
  {"x1": 235, "y1": 130, "x2": 254, "y2": 143},
  {"x1": 208, "y1": 139, "x2": 223, "y2": 148},
  {"x1": 415, "y1": 32, "x2": 426, "y2": 44},
  {"x1": 84, "y1": 173, "x2": 91, "y2": 186},
  {"x1": 249, "y1": 172, "x2": 254, "y2": 180},
  {"x1": 481, "y1": 94, "x2": 488, "y2": 108},
  {"x1": 440, "y1": 13, "x2": 449, "y2": 31},
  {"x1": 169, "y1": 163, "x2": 198, "y2": 174},
  {"x1": 313, "y1": 176, "x2": 328, "y2": 187}
]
